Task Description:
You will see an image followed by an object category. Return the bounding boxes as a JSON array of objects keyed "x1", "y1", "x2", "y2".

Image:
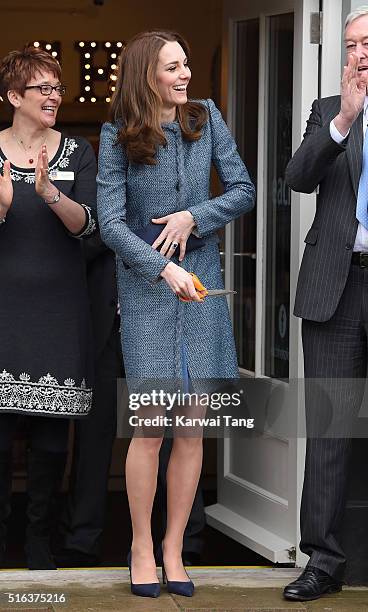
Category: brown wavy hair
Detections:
[
  {"x1": 110, "y1": 30, "x2": 208, "y2": 165},
  {"x1": 0, "y1": 46, "x2": 61, "y2": 109}
]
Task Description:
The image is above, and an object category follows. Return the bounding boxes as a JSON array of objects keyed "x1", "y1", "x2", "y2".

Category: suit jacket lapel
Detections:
[{"x1": 346, "y1": 111, "x2": 363, "y2": 198}]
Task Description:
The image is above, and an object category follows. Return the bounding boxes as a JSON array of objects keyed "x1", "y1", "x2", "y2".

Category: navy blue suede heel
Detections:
[
  {"x1": 127, "y1": 550, "x2": 160, "y2": 598},
  {"x1": 162, "y1": 564, "x2": 195, "y2": 597}
]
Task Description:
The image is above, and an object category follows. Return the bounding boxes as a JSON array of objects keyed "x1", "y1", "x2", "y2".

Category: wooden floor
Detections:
[{"x1": 0, "y1": 567, "x2": 368, "y2": 611}]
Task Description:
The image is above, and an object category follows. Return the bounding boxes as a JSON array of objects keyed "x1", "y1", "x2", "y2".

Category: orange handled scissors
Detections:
[{"x1": 179, "y1": 273, "x2": 237, "y2": 302}]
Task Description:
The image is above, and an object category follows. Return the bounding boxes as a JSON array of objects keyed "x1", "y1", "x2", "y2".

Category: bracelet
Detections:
[
  {"x1": 44, "y1": 189, "x2": 61, "y2": 205},
  {"x1": 68, "y1": 204, "x2": 96, "y2": 238}
]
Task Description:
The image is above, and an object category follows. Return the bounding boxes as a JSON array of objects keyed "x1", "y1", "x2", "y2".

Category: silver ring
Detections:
[{"x1": 171, "y1": 242, "x2": 179, "y2": 250}]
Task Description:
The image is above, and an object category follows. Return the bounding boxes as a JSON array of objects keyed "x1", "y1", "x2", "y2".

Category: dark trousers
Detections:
[
  {"x1": 301, "y1": 264, "x2": 368, "y2": 579},
  {"x1": 0, "y1": 414, "x2": 69, "y2": 453},
  {"x1": 61, "y1": 318, "x2": 122, "y2": 557},
  {"x1": 0, "y1": 414, "x2": 69, "y2": 568},
  {"x1": 158, "y1": 438, "x2": 205, "y2": 555}
]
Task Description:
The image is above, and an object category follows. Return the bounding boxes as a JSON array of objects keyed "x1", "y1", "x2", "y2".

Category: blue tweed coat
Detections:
[{"x1": 97, "y1": 99, "x2": 255, "y2": 381}]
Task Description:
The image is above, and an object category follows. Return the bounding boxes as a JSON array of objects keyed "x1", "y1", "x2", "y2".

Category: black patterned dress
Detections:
[{"x1": 0, "y1": 134, "x2": 97, "y2": 418}]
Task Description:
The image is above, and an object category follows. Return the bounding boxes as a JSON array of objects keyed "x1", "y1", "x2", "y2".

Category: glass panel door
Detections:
[
  {"x1": 264, "y1": 13, "x2": 293, "y2": 379},
  {"x1": 231, "y1": 13, "x2": 293, "y2": 379},
  {"x1": 232, "y1": 19, "x2": 259, "y2": 372},
  {"x1": 208, "y1": 0, "x2": 320, "y2": 566}
]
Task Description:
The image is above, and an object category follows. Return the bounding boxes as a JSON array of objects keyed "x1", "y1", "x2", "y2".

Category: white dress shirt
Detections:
[{"x1": 330, "y1": 98, "x2": 368, "y2": 251}]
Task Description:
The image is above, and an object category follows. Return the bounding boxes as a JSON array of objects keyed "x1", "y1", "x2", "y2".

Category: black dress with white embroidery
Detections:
[{"x1": 0, "y1": 134, "x2": 97, "y2": 417}]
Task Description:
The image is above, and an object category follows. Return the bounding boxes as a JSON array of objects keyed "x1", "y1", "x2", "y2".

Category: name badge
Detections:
[{"x1": 49, "y1": 170, "x2": 75, "y2": 181}]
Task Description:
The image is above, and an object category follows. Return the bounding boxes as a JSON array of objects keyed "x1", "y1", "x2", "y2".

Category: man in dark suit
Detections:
[{"x1": 283, "y1": 7, "x2": 368, "y2": 602}]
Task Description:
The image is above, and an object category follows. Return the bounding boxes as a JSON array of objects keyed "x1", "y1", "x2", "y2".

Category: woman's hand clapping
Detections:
[
  {"x1": 0, "y1": 160, "x2": 13, "y2": 218},
  {"x1": 152, "y1": 210, "x2": 195, "y2": 261},
  {"x1": 35, "y1": 145, "x2": 58, "y2": 202}
]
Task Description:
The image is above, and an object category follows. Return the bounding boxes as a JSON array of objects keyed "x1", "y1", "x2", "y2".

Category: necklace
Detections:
[{"x1": 11, "y1": 130, "x2": 46, "y2": 165}]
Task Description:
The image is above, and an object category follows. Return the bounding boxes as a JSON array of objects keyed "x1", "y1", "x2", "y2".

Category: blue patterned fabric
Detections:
[
  {"x1": 180, "y1": 342, "x2": 191, "y2": 394},
  {"x1": 356, "y1": 128, "x2": 368, "y2": 229},
  {"x1": 97, "y1": 99, "x2": 255, "y2": 381}
]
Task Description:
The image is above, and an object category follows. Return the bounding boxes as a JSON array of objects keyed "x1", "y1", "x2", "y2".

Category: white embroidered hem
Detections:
[{"x1": 0, "y1": 370, "x2": 92, "y2": 416}]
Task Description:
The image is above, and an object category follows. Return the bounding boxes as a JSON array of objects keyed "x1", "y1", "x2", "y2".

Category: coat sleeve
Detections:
[
  {"x1": 285, "y1": 99, "x2": 347, "y2": 194},
  {"x1": 187, "y1": 99, "x2": 255, "y2": 237},
  {"x1": 68, "y1": 139, "x2": 98, "y2": 239},
  {"x1": 96, "y1": 122, "x2": 169, "y2": 283}
]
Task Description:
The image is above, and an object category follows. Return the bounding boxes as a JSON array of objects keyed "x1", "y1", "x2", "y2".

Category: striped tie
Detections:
[{"x1": 357, "y1": 112, "x2": 368, "y2": 229}]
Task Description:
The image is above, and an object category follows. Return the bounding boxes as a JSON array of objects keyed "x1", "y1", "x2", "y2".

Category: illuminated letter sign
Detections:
[
  {"x1": 75, "y1": 40, "x2": 124, "y2": 103},
  {"x1": 31, "y1": 41, "x2": 61, "y2": 62}
]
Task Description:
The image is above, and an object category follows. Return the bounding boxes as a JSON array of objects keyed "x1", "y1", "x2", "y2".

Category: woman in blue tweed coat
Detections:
[{"x1": 97, "y1": 30, "x2": 255, "y2": 597}]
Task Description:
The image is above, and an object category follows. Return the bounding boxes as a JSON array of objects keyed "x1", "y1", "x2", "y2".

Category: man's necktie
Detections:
[{"x1": 357, "y1": 115, "x2": 368, "y2": 229}]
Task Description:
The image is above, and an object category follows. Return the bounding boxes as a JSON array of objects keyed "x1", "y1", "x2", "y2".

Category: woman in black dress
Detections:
[{"x1": 0, "y1": 47, "x2": 97, "y2": 569}]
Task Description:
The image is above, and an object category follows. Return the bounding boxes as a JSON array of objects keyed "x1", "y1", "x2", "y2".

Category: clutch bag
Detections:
[{"x1": 133, "y1": 222, "x2": 205, "y2": 252}]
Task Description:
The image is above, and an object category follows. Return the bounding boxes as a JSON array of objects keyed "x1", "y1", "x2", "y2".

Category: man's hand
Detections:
[
  {"x1": 152, "y1": 211, "x2": 196, "y2": 261},
  {"x1": 334, "y1": 53, "x2": 368, "y2": 136},
  {"x1": 0, "y1": 160, "x2": 13, "y2": 218}
]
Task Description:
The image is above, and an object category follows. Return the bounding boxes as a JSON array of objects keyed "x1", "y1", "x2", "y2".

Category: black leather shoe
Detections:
[{"x1": 283, "y1": 566, "x2": 342, "y2": 601}]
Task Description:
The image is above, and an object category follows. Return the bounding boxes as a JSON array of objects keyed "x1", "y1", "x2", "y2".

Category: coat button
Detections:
[{"x1": 345, "y1": 243, "x2": 352, "y2": 250}]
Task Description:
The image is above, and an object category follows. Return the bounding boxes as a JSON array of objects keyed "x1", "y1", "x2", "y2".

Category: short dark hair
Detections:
[{"x1": 0, "y1": 46, "x2": 61, "y2": 105}]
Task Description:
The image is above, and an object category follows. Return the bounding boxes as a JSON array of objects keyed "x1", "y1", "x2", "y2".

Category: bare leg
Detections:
[
  {"x1": 163, "y1": 436, "x2": 203, "y2": 580},
  {"x1": 125, "y1": 436, "x2": 163, "y2": 583}
]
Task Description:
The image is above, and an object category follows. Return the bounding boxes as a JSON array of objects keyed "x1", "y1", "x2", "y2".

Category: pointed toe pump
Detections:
[
  {"x1": 162, "y1": 564, "x2": 195, "y2": 597},
  {"x1": 127, "y1": 550, "x2": 160, "y2": 598}
]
